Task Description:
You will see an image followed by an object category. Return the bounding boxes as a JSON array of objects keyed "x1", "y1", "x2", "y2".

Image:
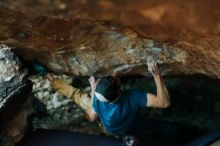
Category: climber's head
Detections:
[{"x1": 95, "y1": 76, "x2": 121, "y2": 103}]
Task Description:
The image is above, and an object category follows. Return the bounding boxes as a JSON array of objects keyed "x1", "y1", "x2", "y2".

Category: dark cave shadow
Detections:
[
  {"x1": 17, "y1": 129, "x2": 121, "y2": 146},
  {"x1": 68, "y1": 74, "x2": 220, "y2": 145},
  {"x1": 133, "y1": 117, "x2": 202, "y2": 146},
  {"x1": 120, "y1": 74, "x2": 220, "y2": 145}
]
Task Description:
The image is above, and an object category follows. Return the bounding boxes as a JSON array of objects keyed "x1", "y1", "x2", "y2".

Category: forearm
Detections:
[
  {"x1": 87, "y1": 76, "x2": 99, "y2": 121},
  {"x1": 87, "y1": 88, "x2": 97, "y2": 121},
  {"x1": 51, "y1": 79, "x2": 76, "y2": 99},
  {"x1": 154, "y1": 75, "x2": 170, "y2": 107},
  {"x1": 49, "y1": 76, "x2": 97, "y2": 121},
  {"x1": 90, "y1": 88, "x2": 95, "y2": 106}
]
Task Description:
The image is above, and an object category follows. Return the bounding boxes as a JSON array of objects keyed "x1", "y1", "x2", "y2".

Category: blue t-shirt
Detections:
[{"x1": 92, "y1": 89, "x2": 147, "y2": 135}]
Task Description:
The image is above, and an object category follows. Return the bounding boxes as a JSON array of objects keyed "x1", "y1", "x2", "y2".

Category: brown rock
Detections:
[
  {"x1": 0, "y1": 0, "x2": 219, "y2": 78},
  {"x1": 0, "y1": 97, "x2": 34, "y2": 146}
]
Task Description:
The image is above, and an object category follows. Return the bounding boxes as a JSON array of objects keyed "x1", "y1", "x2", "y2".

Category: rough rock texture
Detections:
[
  {"x1": 0, "y1": 45, "x2": 21, "y2": 82},
  {"x1": 0, "y1": 45, "x2": 32, "y2": 146},
  {"x1": 0, "y1": 97, "x2": 34, "y2": 146},
  {"x1": 29, "y1": 75, "x2": 102, "y2": 135},
  {"x1": 0, "y1": 44, "x2": 23, "y2": 101},
  {"x1": 0, "y1": 0, "x2": 220, "y2": 78},
  {"x1": 0, "y1": 45, "x2": 31, "y2": 124}
]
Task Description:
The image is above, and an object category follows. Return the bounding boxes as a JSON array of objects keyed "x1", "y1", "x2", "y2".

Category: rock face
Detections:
[
  {"x1": 0, "y1": 97, "x2": 34, "y2": 146},
  {"x1": 0, "y1": 45, "x2": 32, "y2": 146},
  {"x1": 0, "y1": 1, "x2": 220, "y2": 78},
  {"x1": 0, "y1": 45, "x2": 31, "y2": 124},
  {"x1": 29, "y1": 75, "x2": 102, "y2": 135},
  {"x1": 0, "y1": 45, "x2": 21, "y2": 82}
]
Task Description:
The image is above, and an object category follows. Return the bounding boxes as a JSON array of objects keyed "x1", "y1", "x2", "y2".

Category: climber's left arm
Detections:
[{"x1": 88, "y1": 76, "x2": 98, "y2": 121}]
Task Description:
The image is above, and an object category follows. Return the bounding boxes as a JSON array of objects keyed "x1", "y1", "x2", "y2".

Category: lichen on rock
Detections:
[
  {"x1": 0, "y1": 44, "x2": 28, "y2": 106},
  {"x1": 0, "y1": 44, "x2": 21, "y2": 82}
]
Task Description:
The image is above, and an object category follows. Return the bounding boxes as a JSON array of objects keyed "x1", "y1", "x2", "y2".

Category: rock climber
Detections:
[{"x1": 34, "y1": 60, "x2": 170, "y2": 145}]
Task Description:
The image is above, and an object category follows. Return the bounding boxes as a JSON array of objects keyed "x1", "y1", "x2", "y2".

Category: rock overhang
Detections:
[{"x1": 0, "y1": 0, "x2": 219, "y2": 78}]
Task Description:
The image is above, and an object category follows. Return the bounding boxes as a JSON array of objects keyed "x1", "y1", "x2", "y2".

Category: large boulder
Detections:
[
  {"x1": 0, "y1": 0, "x2": 219, "y2": 78},
  {"x1": 0, "y1": 45, "x2": 32, "y2": 146}
]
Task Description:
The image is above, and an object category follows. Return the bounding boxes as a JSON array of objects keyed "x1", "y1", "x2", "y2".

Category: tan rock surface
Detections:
[{"x1": 0, "y1": 0, "x2": 219, "y2": 78}]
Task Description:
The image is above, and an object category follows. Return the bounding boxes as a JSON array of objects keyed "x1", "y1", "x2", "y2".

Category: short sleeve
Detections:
[
  {"x1": 92, "y1": 95, "x2": 99, "y2": 113},
  {"x1": 130, "y1": 89, "x2": 147, "y2": 108}
]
